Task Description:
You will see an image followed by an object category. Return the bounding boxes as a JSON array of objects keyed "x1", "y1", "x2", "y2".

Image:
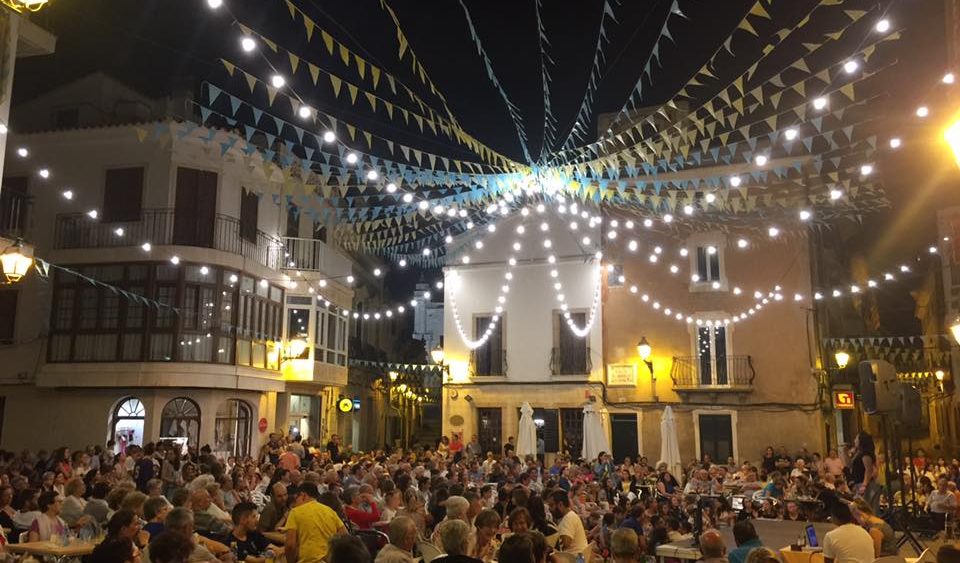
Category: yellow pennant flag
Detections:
[
  {"x1": 346, "y1": 124, "x2": 356, "y2": 140},
  {"x1": 413, "y1": 114, "x2": 423, "y2": 132},
  {"x1": 285, "y1": 0, "x2": 296, "y2": 19},
  {"x1": 308, "y1": 63, "x2": 320, "y2": 85},
  {"x1": 135, "y1": 127, "x2": 148, "y2": 142},
  {"x1": 384, "y1": 101, "x2": 394, "y2": 119},
  {"x1": 221, "y1": 59, "x2": 236, "y2": 76},
  {"x1": 749, "y1": 2, "x2": 770, "y2": 19},
  {"x1": 330, "y1": 75, "x2": 343, "y2": 97},
  {"x1": 262, "y1": 37, "x2": 278, "y2": 53},
  {"x1": 840, "y1": 82, "x2": 856, "y2": 101},
  {"x1": 347, "y1": 84, "x2": 359, "y2": 105},
  {"x1": 364, "y1": 131, "x2": 373, "y2": 148},
  {"x1": 355, "y1": 56, "x2": 366, "y2": 79},
  {"x1": 321, "y1": 31, "x2": 334, "y2": 54},
  {"x1": 244, "y1": 72, "x2": 257, "y2": 93},
  {"x1": 339, "y1": 44, "x2": 350, "y2": 66},
  {"x1": 303, "y1": 18, "x2": 315, "y2": 42},
  {"x1": 364, "y1": 92, "x2": 377, "y2": 112},
  {"x1": 266, "y1": 85, "x2": 278, "y2": 105},
  {"x1": 370, "y1": 66, "x2": 381, "y2": 89},
  {"x1": 288, "y1": 53, "x2": 300, "y2": 74},
  {"x1": 738, "y1": 18, "x2": 757, "y2": 36}
]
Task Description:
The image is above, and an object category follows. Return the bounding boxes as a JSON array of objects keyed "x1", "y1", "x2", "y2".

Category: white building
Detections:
[
  {"x1": 0, "y1": 74, "x2": 364, "y2": 455},
  {"x1": 413, "y1": 281, "x2": 443, "y2": 355},
  {"x1": 441, "y1": 209, "x2": 604, "y2": 457}
]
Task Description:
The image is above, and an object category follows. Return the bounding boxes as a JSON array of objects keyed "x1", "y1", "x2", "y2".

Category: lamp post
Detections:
[
  {"x1": 637, "y1": 336, "x2": 656, "y2": 402},
  {"x1": 834, "y1": 351, "x2": 850, "y2": 370},
  {"x1": 0, "y1": 240, "x2": 33, "y2": 284}
]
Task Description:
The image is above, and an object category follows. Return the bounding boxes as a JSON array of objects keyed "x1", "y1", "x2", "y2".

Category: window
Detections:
[
  {"x1": 477, "y1": 408, "x2": 502, "y2": 455},
  {"x1": 111, "y1": 397, "x2": 145, "y2": 454},
  {"x1": 698, "y1": 414, "x2": 734, "y2": 462},
  {"x1": 696, "y1": 323, "x2": 729, "y2": 385},
  {"x1": 54, "y1": 107, "x2": 79, "y2": 129},
  {"x1": 517, "y1": 407, "x2": 559, "y2": 453},
  {"x1": 173, "y1": 167, "x2": 217, "y2": 248},
  {"x1": 102, "y1": 167, "x2": 144, "y2": 222},
  {"x1": 552, "y1": 312, "x2": 589, "y2": 375},
  {"x1": 287, "y1": 307, "x2": 310, "y2": 359},
  {"x1": 472, "y1": 315, "x2": 504, "y2": 376},
  {"x1": 286, "y1": 203, "x2": 299, "y2": 238},
  {"x1": 696, "y1": 246, "x2": 721, "y2": 282},
  {"x1": 240, "y1": 188, "x2": 259, "y2": 243},
  {"x1": 161, "y1": 397, "x2": 201, "y2": 447},
  {"x1": 215, "y1": 399, "x2": 252, "y2": 457},
  {"x1": 316, "y1": 308, "x2": 348, "y2": 366},
  {"x1": 687, "y1": 235, "x2": 727, "y2": 290},
  {"x1": 0, "y1": 176, "x2": 28, "y2": 238},
  {"x1": 560, "y1": 408, "x2": 584, "y2": 458},
  {"x1": 0, "y1": 290, "x2": 16, "y2": 343}
]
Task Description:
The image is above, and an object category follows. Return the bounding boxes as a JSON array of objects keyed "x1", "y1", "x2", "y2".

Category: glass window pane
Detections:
[
  {"x1": 220, "y1": 291, "x2": 234, "y2": 332},
  {"x1": 217, "y1": 337, "x2": 233, "y2": 364},
  {"x1": 697, "y1": 247, "x2": 707, "y2": 280},
  {"x1": 153, "y1": 287, "x2": 176, "y2": 329},
  {"x1": 236, "y1": 340, "x2": 251, "y2": 366},
  {"x1": 199, "y1": 288, "x2": 216, "y2": 332},
  {"x1": 101, "y1": 293, "x2": 120, "y2": 329},
  {"x1": 79, "y1": 288, "x2": 98, "y2": 330},
  {"x1": 156, "y1": 265, "x2": 179, "y2": 282},
  {"x1": 49, "y1": 335, "x2": 71, "y2": 361},
  {"x1": 709, "y1": 252, "x2": 721, "y2": 281},
  {"x1": 698, "y1": 326, "x2": 712, "y2": 385},
  {"x1": 149, "y1": 334, "x2": 173, "y2": 361},
  {"x1": 53, "y1": 289, "x2": 75, "y2": 331},
  {"x1": 125, "y1": 286, "x2": 145, "y2": 329},
  {"x1": 122, "y1": 334, "x2": 142, "y2": 361},
  {"x1": 715, "y1": 327, "x2": 728, "y2": 385},
  {"x1": 127, "y1": 265, "x2": 148, "y2": 281},
  {"x1": 286, "y1": 308, "x2": 310, "y2": 359}
]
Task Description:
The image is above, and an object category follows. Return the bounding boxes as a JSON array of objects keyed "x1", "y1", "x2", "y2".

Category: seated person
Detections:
[
  {"x1": 191, "y1": 489, "x2": 232, "y2": 536},
  {"x1": 698, "y1": 529, "x2": 727, "y2": 563},
  {"x1": 728, "y1": 520, "x2": 764, "y2": 563},
  {"x1": 28, "y1": 491, "x2": 67, "y2": 542},
  {"x1": 228, "y1": 501, "x2": 283, "y2": 561}
]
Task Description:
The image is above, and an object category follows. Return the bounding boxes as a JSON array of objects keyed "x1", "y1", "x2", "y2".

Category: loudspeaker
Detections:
[
  {"x1": 899, "y1": 384, "x2": 922, "y2": 429},
  {"x1": 858, "y1": 360, "x2": 899, "y2": 414}
]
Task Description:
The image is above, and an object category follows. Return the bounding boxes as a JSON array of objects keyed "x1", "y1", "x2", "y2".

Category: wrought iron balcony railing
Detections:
[
  {"x1": 670, "y1": 355, "x2": 756, "y2": 390},
  {"x1": 470, "y1": 348, "x2": 508, "y2": 376},
  {"x1": 281, "y1": 237, "x2": 353, "y2": 277},
  {"x1": 550, "y1": 346, "x2": 592, "y2": 376}
]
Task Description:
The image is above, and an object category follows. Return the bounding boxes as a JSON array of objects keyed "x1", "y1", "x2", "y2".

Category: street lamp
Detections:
[
  {"x1": 430, "y1": 344, "x2": 445, "y2": 365},
  {"x1": 834, "y1": 351, "x2": 850, "y2": 369},
  {"x1": 637, "y1": 336, "x2": 657, "y2": 401},
  {"x1": 0, "y1": 240, "x2": 33, "y2": 284},
  {"x1": 389, "y1": 371, "x2": 399, "y2": 382},
  {"x1": 950, "y1": 317, "x2": 960, "y2": 346}
]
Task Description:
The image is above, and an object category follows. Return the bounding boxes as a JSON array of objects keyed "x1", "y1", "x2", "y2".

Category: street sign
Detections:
[
  {"x1": 338, "y1": 397, "x2": 354, "y2": 413},
  {"x1": 607, "y1": 364, "x2": 638, "y2": 387},
  {"x1": 833, "y1": 390, "x2": 856, "y2": 410}
]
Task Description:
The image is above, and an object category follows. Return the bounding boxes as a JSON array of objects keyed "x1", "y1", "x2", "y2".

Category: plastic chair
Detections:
[
  {"x1": 18, "y1": 531, "x2": 28, "y2": 543},
  {"x1": 354, "y1": 529, "x2": 389, "y2": 558},
  {"x1": 809, "y1": 552, "x2": 825, "y2": 563},
  {"x1": 916, "y1": 548, "x2": 938, "y2": 563},
  {"x1": 417, "y1": 540, "x2": 444, "y2": 563}
]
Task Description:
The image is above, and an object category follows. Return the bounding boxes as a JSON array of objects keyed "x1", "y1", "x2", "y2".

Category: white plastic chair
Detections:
[{"x1": 417, "y1": 540, "x2": 444, "y2": 563}]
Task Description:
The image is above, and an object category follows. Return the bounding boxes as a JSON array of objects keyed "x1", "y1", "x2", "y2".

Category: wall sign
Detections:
[
  {"x1": 338, "y1": 397, "x2": 354, "y2": 413},
  {"x1": 607, "y1": 363, "x2": 638, "y2": 387},
  {"x1": 833, "y1": 390, "x2": 856, "y2": 410}
]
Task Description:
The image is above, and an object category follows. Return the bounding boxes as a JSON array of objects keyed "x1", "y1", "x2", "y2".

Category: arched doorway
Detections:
[
  {"x1": 160, "y1": 397, "x2": 200, "y2": 449},
  {"x1": 110, "y1": 397, "x2": 145, "y2": 454},
  {"x1": 214, "y1": 399, "x2": 252, "y2": 458}
]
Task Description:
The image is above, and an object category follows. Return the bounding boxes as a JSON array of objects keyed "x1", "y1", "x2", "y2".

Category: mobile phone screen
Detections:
[{"x1": 805, "y1": 524, "x2": 818, "y2": 547}]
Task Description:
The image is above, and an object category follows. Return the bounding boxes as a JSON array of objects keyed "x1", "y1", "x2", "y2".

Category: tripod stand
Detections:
[{"x1": 878, "y1": 416, "x2": 924, "y2": 554}]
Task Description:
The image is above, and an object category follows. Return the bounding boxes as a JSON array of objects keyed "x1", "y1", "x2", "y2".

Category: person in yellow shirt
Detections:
[{"x1": 285, "y1": 483, "x2": 347, "y2": 563}]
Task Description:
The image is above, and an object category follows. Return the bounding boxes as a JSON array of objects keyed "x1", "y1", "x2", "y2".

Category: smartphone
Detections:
[
  {"x1": 805, "y1": 524, "x2": 819, "y2": 547},
  {"x1": 731, "y1": 496, "x2": 744, "y2": 511}
]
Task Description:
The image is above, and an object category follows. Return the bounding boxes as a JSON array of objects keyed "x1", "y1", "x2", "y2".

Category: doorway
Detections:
[
  {"x1": 173, "y1": 167, "x2": 217, "y2": 248},
  {"x1": 611, "y1": 414, "x2": 639, "y2": 463},
  {"x1": 477, "y1": 408, "x2": 502, "y2": 456},
  {"x1": 698, "y1": 413, "x2": 733, "y2": 463}
]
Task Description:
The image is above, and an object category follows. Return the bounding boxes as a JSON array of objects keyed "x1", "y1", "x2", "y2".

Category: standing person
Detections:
[
  {"x1": 466, "y1": 436, "x2": 482, "y2": 461},
  {"x1": 536, "y1": 436, "x2": 545, "y2": 464},
  {"x1": 285, "y1": 483, "x2": 347, "y2": 563},
  {"x1": 547, "y1": 490, "x2": 588, "y2": 559},
  {"x1": 824, "y1": 449, "x2": 845, "y2": 479},
  {"x1": 504, "y1": 437, "x2": 516, "y2": 458},
  {"x1": 449, "y1": 434, "x2": 464, "y2": 464},
  {"x1": 326, "y1": 435, "x2": 342, "y2": 463},
  {"x1": 849, "y1": 432, "x2": 879, "y2": 511},
  {"x1": 926, "y1": 477, "x2": 958, "y2": 528},
  {"x1": 822, "y1": 502, "x2": 874, "y2": 563}
]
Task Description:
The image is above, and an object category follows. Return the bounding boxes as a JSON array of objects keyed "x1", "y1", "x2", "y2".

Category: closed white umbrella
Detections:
[
  {"x1": 659, "y1": 405, "x2": 683, "y2": 481},
  {"x1": 517, "y1": 402, "x2": 537, "y2": 458},
  {"x1": 581, "y1": 403, "x2": 610, "y2": 461}
]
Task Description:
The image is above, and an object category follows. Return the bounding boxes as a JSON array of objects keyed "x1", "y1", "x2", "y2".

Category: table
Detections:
[
  {"x1": 779, "y1": 546, "x2": 824, "y2": 563},
  {"x1": 655, "y1": 541, "x2": 701, "y2": 562},
  {"x1": 7, "y1": 540, "x2": 96, "y2": 562}
]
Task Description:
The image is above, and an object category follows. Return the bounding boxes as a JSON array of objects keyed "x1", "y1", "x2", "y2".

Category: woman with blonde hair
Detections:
[
  {"x1": 851, "y1": 498, "x2": 897, "y2": 557},
  {"x1": 745, "y1": 547, "x2": 783, "y2": 563}
]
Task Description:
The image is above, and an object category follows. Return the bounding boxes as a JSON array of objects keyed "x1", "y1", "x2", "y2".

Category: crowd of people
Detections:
[{"x1": 0, "y1": 429, "x2": 952, "y2": 562}]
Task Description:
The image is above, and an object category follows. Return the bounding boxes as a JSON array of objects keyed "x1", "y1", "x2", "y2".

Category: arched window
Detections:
[
  {"x1": 160, "y1": 397, "x2": 201, "y2": 448},
  {"x1": 111, "y1": 397, "x2": 145, "y2": 454},
  {"x1": 214, "y1": 399, "x2": 252, "y2": 458}
]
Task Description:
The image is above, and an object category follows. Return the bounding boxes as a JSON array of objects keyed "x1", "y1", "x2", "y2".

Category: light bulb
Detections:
[
  {"x1": 812, "y1": 97, "x2": 828, "y2": 110},
  {"x1": 784, "y1": 128, "x2": 799, "y2": 141},
  {"x1": 15, "y1": 147, "x2": 28, "y2": 158},
  {"x1": 170, "y1": 256, "x2": 181, "y2": 265},
  {"x1": 860, "y1": 164, "x2": 873, "y2": 176},
  {"x1": 628, "y1": 240, "x2": 638, "y2": 252},
  {"x1": 705, "y1": 193, "x2": 716, "y2": 203},
  {"x1": 670, "y1": 265, "x2": 679, "y2": 274},
  {"x1": 917, "y1": 106, "x2": 929, "y2": 118},
  {"x1": 830, "y1": 189, "x2": 843, "y2": 200},
  {"x1": 945, "y1": 72, "x2": 956, "y2": 85},
  {"x1": 241, "y1": 37, "x2": 256, "y2": 52},
  {"x1": 61, "y1": 190, "x2": 73, "y2": 200},
  {"x1": 768, "y1": 226, "x2": 780, "y2": 237},
  {"x1": 402, "y1": 193, "x2": 413, "y2": 203},
  {"x1": 754, "y1": 154, "x2": 768, "y2": 166},
  {"x1": 298, "y1": 105, "x2": 313, "y2": 119},
  {"x1": 114, "y1": 227, "x2": 124, "y2": 236},
  {"x1": 38, "y1": 168, "x2": 50, "y2": 179},
  {"x1": 323, "y1": 131, "x2": 336, "y2": 143},
  {"x1": 207, "y1": 0, "x2": 222, "y2": 8},
  {"x1": 422, "y1": 248, "x2": 431, "y2": 256},
  {"x1": 683, "y1": 205, "x2": 694, "y2": 215},
  {"x1": 270, "y1": 75, "x2": 286, "y2": 88},
  {"x1": 581, "y1": 236, "x2": 591, "y2": 245},
  {"x1": 843, "y1": 60, "x2": 859, "y2": 74},
  {"x1": 418, "y1": 201, "x2": 429, "y2": 210},
  {"x1": 345, "y1": 153, "x2": 359, "y2": 164},
  {"x1": 663, "y1": 214, "x2": 673, "y2": 223},
  {"x1": 730, "y1": 176, "x2": 741, "y2": 187},
  {"x1": 643, "y1": 218, "x2": 653, "y2": 228},
  {"x1": 87, "y1": 209, "x2": 99, "y2": 219},
  {"x1": 889, "y1": 137, "x2": 901, "y2": 149},
  {"x1": 799, "y1": 210, "x2": 812, "y2": 221},
  {"x1": 373, "y1": 268, "x2": 382, "y2": 277},
  {"x1": 366, "y1": 170, "x2": 379, "y2": 181},
  {"x1": 875, "y1": 18, "x2": 890, "y2": 33},
  {"x1": 737, "y1": 238, "x2": 748, "y2": 248},
  {"x1": 0, "y1": 123, "x2": 7, "y2": 135},
  {"x1": 347, "y1": 275, "x2": 355, "y2": 283},
  {"x1": 141, "y1": 242, "x2": 152, "y2": 252},
  {"x1": 475, "y1": 241, "x2": 484, "y2": 250},
  {"x1": 386, "y1": 183, "x2": 397, "y2": 193},
  {"x1": 680, "y1": 248, "x2": 689, "y2": 257}
]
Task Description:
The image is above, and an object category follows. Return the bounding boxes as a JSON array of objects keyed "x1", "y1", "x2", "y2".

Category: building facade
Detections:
[{"x1": 0, "y1": 75, "x2": 362, "y2": 456}]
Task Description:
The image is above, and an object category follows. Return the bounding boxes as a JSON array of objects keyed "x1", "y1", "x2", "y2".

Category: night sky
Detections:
[{"x1": 11, "y1": 0, "x2": 957, "y2": 335}]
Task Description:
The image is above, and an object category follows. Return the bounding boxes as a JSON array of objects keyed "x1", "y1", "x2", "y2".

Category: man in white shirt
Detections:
[
  {"x1": 548, "y1": 489, "x2": 588, "y2": 558},
  {"x1": 823, "y1": 502, "x2": 874, "y2": 563},
  {"x1": 927, "y1": 478, "x2": 958, "y2": 515}
]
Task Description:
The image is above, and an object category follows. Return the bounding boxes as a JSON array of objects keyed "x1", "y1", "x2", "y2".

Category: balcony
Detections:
[
  {"x1": 281, "y1": 237, "x2": 353, "y2": 277},
  {"x1": 550, "y1": 347, "x2": 593, "y2": 376},
  {"x1": 0, "y1": 189, "x2": 29, "y2": 240},
  {"x1": 470, "y1": 349, "x2": 508, "y2": 377},
  {"x1": 53, "y1": 209, "x2": 283, "y2": 270},
  {"x1": 670, "y1": 355, "x2": 755, "y2": 392}
]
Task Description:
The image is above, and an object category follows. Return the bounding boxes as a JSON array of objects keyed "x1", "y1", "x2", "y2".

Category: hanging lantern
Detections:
[
  {"x1": 0, "y1": 241, "x2": 33, "y2": 284},
  {"x1": 1, "y1": 0, "x2": 50, "y2": 12}
]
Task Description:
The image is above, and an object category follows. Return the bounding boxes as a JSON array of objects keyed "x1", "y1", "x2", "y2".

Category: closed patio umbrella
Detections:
[
  {"x1": 517, "y1": 402, "x2": 537, "y2": 458},
  {"x1": 581, "y1": 403, "x2": 610, "y2": 461}
]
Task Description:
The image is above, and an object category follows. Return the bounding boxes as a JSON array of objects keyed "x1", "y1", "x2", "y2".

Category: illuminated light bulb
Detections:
[
  {"x1": 706, "y1": 246, "x2": 716, "y2": 255},
  {"x1": 850, "y1": 285, "x2": 860, "y2": 294},
  {"x1": 832, "y1": 289, "x2": 842, "y2": 297},
  {"x1": 753, "y1": 290, "x2": 763, "y2": 299},
  {"x1": 87, "y1": 209, "x2": 99, "y2": 219},
  {"x1": 241, "y1": 37, "x2": 256, "y2": 52},
  {"x1": 38, "y1": 168, "x2": 50, "y2": 179},
  {"x1": 884, "y1": 272, "x2": 894, "y2": 281},
  {"x1": 444, "y1": 235, "x2": 453, "y2": 244},
  {"x1": 652, "y1": 302, "x2": 661, "y2": 310},
  {"x1": 459, "y1": 209, "x2": 468, "y2": 218},
  {"x1": 917, "y1": 106, "x2": 930, "y2": 118},
  {"x1": 114, "y1": 227, "x2": 124, "y2": 236},
  {"x1": 550, "y1": 270, "x2": 558, "y2": 278},
  {"x1": 867, "y1": 280, "x2": 877, "y2": 288},
  {"x1": 729, "y1": 176, "x2": 742, "y2": 187},
  {"x1": 15, "y1": 147, "x2": 28, "y2": 158},
  {"x1": 547, "y1": 255, "x2": 556, "y2": 264},
  {"x1": 366, "y1": 170, "x2": 379, "y2": 181},
  {"x1": 270, "y1": 75, "x2": 285, "y2": 88},
  {"x1": 812, "y1": 97, "x2": 828, "y2": 110},
  {"x1": 768, "y1": 226, "x2": 780, "y2": 237},
  {"x1": 606, "y1": 264, "x2": 615, "y2": 273},
  {"x1": 860, "y1": 164, "x2": 874, "y2": 176},
  {"x1": 540, "y1": 222, "x2": 549, "y2": 232},
  {"x1": 670, "y1": 264, "x2": 679, "y2": 274},
  {"x1": 554, "y1": 283, "x2": 562, "y2": 290},
  {"x1": 402, "y1": 193, "x2": 413, "y2": 203},
  {"x1": 410, "y1": 300, "x2": 418, "y2": 307},
  {"x1": 61, "y1": 190, "x2": 73, "y2": 200},
  {"x1": 140, "y1": 242, "x2": 152, "y2": 252},
  {"x1": 543, "y1": 240, "x2": 553, "y2": 249},
  {"x1": 683, "y1": 204, "x2": 694, "y2": 215},
  {"x1": 347, "y1": 275, "x2": 355, "y2": 284},
  {"x1": 607, "y1": 230, "x2": 617, "y2": 240},
  {"x1": 663, "y1": 214, "x2": 673, "y2": 223},
  {"x1": 499, "y1": 206, "x2": 509, "y2": 216},
  {"x1": 930, "y1": 246, "x2": 938, "y2": 254},
  {"x1": 373, "y1": 268, "x2": 382, "y2": 277},
  {"x1": 432, "y1": 205, "x2": 444, "y2": 215},
  {"x1": 206, "y1": 0, "x2": 222, "y2": 8},
  {"x1": 737, "y1": 238, "x2": 748, "y2": 249},
  {"x1": 733, "y1": 287, "x2": 742, "y2": 295},
  {"x1": 461, "y1": 256, "x2": 471, "y2": 264},
  {"x1": 418, "y1": 201, "x2": 429, "y2": 211},
  {"x1": 625, "y1": 220, "x2": 634, "y2": 229},
  {"x1": 385, "y1": 182, "x2": 398, "y2": 193},
  {"x1": 629, "y1": 285, "x2": 638, "y2": 294},
  {"x1": 641, "y1": 294, "x2": 650, "y2": 303},
  {"x1": 318, "y1": 279, "x2": 327, "y2": 287},
  {"x1": 889, "y1": 137, "x2": 901, "y2": 149},
  {"x1": 843, "y1": 60, "x2": 859, "y2": 74},
  {"x1": 385, "y1": 310, "x2": 393, "y2": 318},
  {"x1": 945, "y1": 72, "x2": 956, "y2": 85},
  {"x1": 422, "y1": 248, "x2": 431, "y2": 256},
  {"x1": 900, "y1": 264, "x2": 910, "y2": 273},
  {"x1": 345, "y1": 153, "x2": 359, "y2": 164},
  {"x1": 474, "y1": 241, "x2": 484, "y2": 250},
  {"x1": 569, "y1": 221, "x2": 578, "y2": 231},
  {"x1": 628, "y1": 240, "x2": 638, "y2": 252},
  {"x1": 582, "y1": 236, "x2": 591, "y2": 245},
  {"x1": 0, "y1": 123, "x2": 6, "y2": 135},
  {"x1": 680, "y1": 248, "x2": 689, "y2": 257},
  {"x1": 170, "y1": 256, "x2": 181, "y2": 265},
  {"x1": 323, "y1": 131, "x2": 336, "y2": 143},
  {"x1": 784, "y1": 128, "x2": 799, "y2": 141},
  {"x1": 705, "y1": 193, "x2": 716, "y2": 203},
  {"x1": 654, "y1": 246, "x2": 663, "y2": 254},
  {"x1": 505, "y1": 272, "x2": 514, "y2": 280},
  {"x1": 557, "y1": 205, "x2": 567, "y2": 214},
  {"x1": 649, "y1": 254, "x2": 658, "y2": 263},
  {"x1": 830, "y1": 189, "x2": 843, "y2": 200},
  {"x1": 398, "y1": 306, "x2": 405, "y2": 313},
  {"x1": 643, "y1": 218, "x2": 653, "y2": 228},
  {"x1": 799, "y1": 209, "x2": 812, "y2": 221},
  {"x1": 814, "y1": 292, "x2": 823, "y2": 300},
  {"x1": 536, "y1": 203, "x2": 546, "y2": 213},
  {"x1": 297, "y1": 105, "x2": 313, "y2": 119},
  {"x1": 875, "y1": 18, "x2": 890, "y2": 33},
  {"x1": 754, "y1": 154, "x2": 768, "y2": 166},
  {"x1": 712, "y1": 281, "x2": 721, "y2": 289},
  {"x1": 520, "y1": 207, "x2": 530, "y2": 216}
]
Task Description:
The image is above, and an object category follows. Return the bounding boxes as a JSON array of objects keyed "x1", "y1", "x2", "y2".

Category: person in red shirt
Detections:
[
  {"x1": 343, "y1": 486, "x2": 381, "y2": 530},
  {"x1": 449, "y1": 433, "x2": 465, "y2": 464}
]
